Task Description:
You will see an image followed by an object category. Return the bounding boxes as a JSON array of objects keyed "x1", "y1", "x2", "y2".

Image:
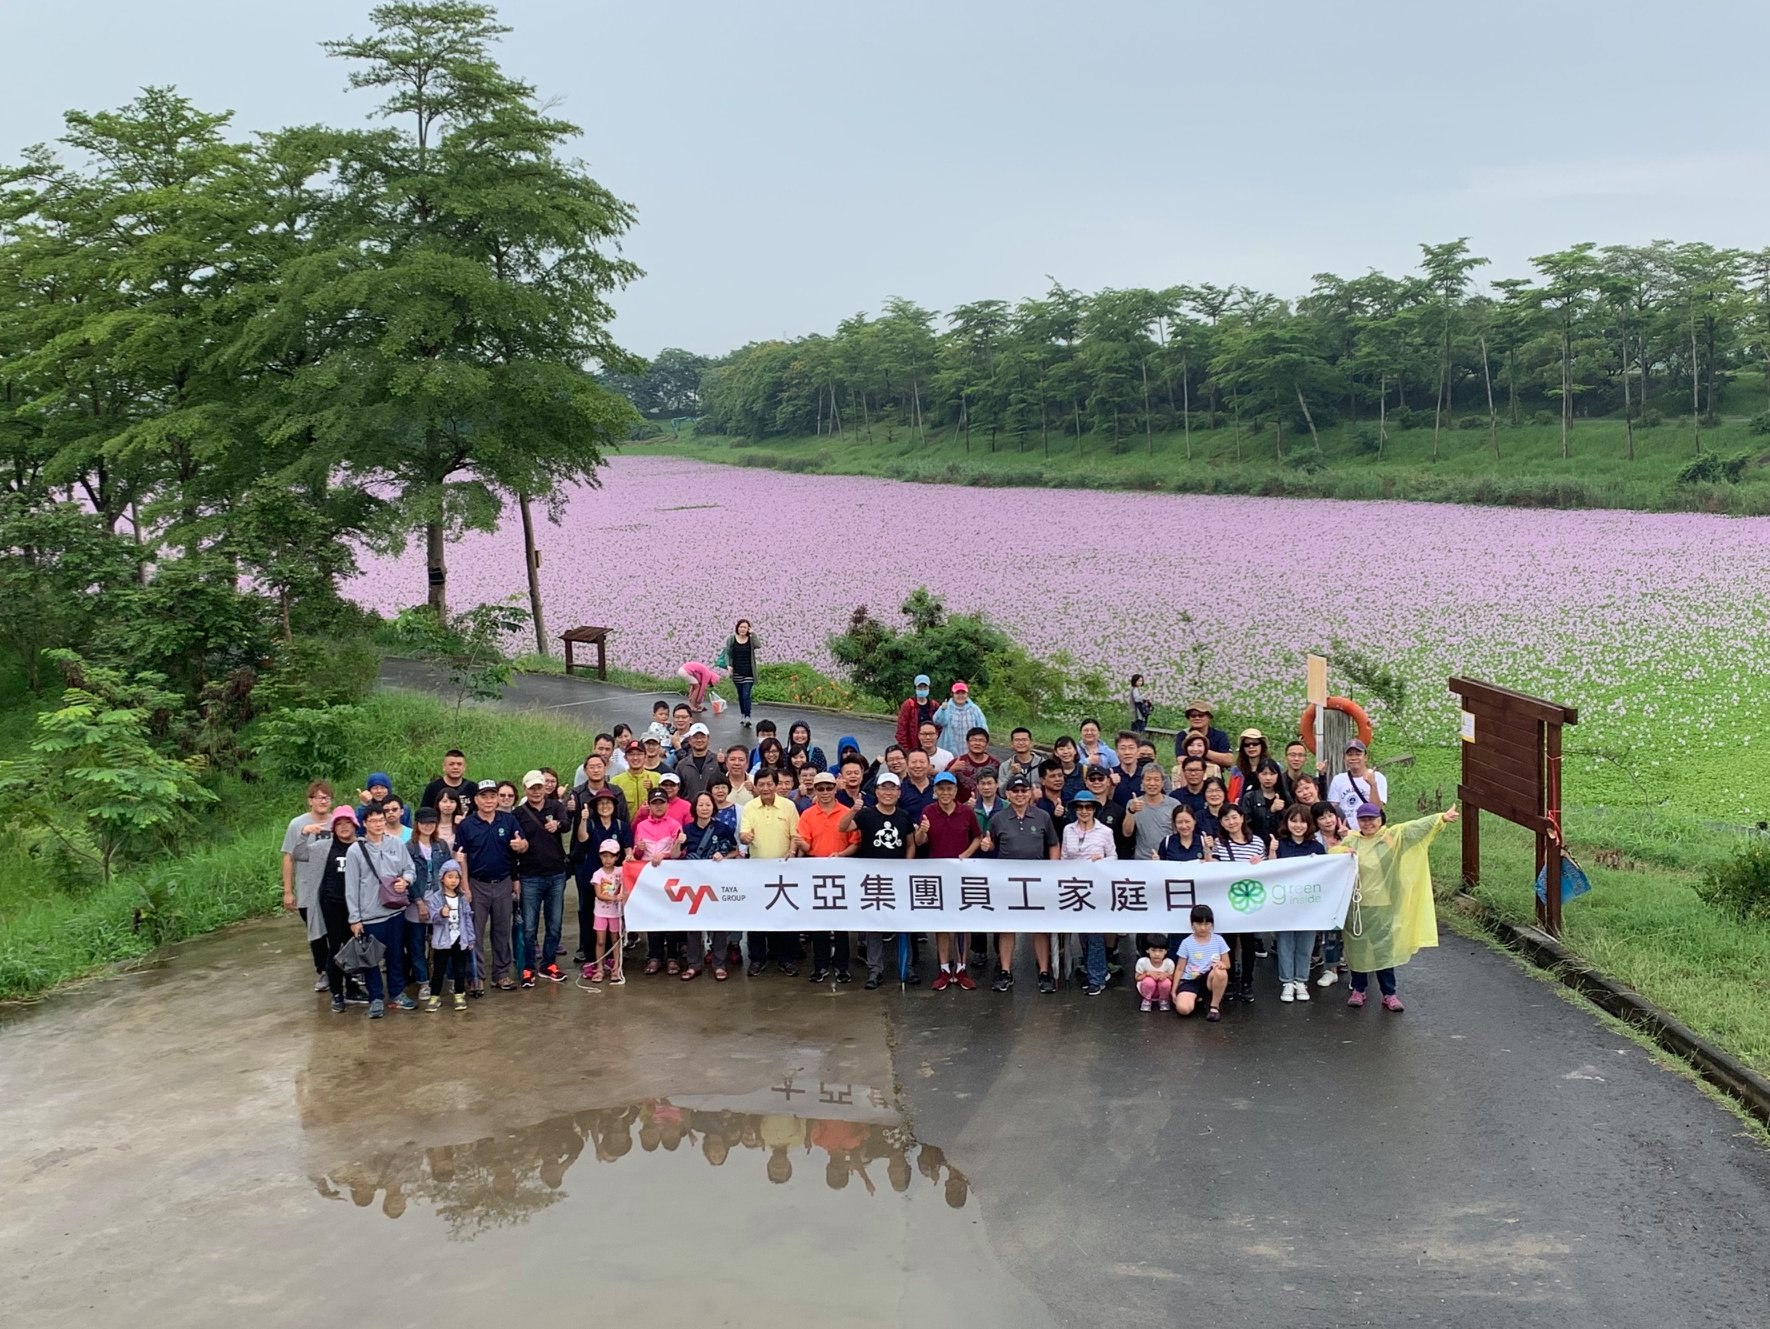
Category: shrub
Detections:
[
  {"x1": 251, "y1": 704, "x2": 367, "y2": 781},
  {"x1": 1640, "y1": 409, "x2": 1664, "y2": 428},
  {"x1": 1677, "y1": 452, "x2": 1750, "y2": 485},
  {"x1": 1530, "y1": 410, "x2": 1558, "y2": 426},
  {"x1": 828, "y1": 589, "x2": 1012, "y2": 702},
  {"x1": 1385, "y1": 406, "x2": 1418, "y2": 430},
  {"x1": 1695, "y1": 838, "x2": 1770, "y2": 923},
  {"x1": 1455, "y1": 415, "x2": 1488, "y2": 430},
  {"x1": 1352, "y1": 424, "x2": 1382, "y2": 454},
  {"x1": 1750, "y1": 412, "x2": 1770, "y2": 436}
]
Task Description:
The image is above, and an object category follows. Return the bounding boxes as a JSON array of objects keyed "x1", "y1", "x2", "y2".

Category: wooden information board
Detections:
[{"x1": 1448, "y1": 677, "x2": 1579, "y2": 936}]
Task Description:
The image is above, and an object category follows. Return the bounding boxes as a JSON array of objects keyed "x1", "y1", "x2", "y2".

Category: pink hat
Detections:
[
  {"x1": 951, "y1": 680, "x2": 969, "y2": 694},
  {"x1": 330, "y1": 806, "x2": 358, "y2": 826}
]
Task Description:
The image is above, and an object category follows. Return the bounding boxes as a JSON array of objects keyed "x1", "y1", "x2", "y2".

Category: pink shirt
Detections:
[{"x1": 632, "y1": 814, "x2": 683, "y2": 862}]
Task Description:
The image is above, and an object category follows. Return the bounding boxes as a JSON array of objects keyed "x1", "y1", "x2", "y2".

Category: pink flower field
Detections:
[{"x1": 346, "y1": 456, "x2": 1770, "y2": 804}]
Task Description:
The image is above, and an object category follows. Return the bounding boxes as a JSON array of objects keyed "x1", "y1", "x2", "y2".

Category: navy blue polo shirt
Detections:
[
  {"x1": 456, "y1": 811, "x2": 521, "y2": 880},
  {"x1": 1174, "y1": 726, "x2": 1231, "y2": 759}
]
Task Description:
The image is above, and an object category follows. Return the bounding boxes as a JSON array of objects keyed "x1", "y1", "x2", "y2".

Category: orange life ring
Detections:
[{"x1": 1299, "y1": 697, "x2": 1373, "y2": 754}]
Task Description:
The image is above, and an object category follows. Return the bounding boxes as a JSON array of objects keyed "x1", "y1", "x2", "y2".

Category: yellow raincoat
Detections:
[{"x1": 1331, "y1": 811, "x2": 1451, "y2": 972}]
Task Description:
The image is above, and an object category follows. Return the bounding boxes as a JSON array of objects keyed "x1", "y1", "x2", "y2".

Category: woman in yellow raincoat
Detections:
[{"x1": 1331, "y1": 801, "x2": 1459, "y2": 1011}]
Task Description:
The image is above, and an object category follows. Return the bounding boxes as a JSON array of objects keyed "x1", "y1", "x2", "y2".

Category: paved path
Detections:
[{"x1": 1, "y1": 668, "x2": 1766, "y2": 1326}]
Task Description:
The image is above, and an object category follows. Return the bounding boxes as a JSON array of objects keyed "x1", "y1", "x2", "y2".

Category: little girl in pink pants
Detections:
[{"x1": 1135, "y1": 938, "x2": 1176, "y2": 1012}]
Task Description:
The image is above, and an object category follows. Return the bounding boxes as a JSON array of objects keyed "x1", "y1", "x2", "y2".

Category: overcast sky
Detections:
[{"x1": 9, "y1": 1, "x2": 1770, "y2": 358}]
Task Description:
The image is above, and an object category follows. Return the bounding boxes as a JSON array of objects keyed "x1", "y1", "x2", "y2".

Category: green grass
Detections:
[
  {"x1": 0, "y1": 689, "x2": 659, "y2": 1002},
  {"x1": 632, "y1": 413, "x2": 1770, "y2": 514}
]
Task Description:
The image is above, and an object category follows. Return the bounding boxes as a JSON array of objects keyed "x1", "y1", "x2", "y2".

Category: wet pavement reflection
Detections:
[{"x1": 314, "y1": 1082, "x2": 971, "y2": 1239}]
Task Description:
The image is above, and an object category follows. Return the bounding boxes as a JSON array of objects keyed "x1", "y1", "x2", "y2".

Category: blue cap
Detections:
[
  {"x1": 932, "y1": 771, "x2": 958, "y2": 786},
  {"x1": 1070, "y1": 789, "x2": 1098, "y2": 804},
  {"x1": 914, "y1": 674, "x2": 931, "y2": 688}
]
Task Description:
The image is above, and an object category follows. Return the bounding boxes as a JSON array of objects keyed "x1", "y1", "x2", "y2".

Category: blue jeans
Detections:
[
  {"x1": 1081, "y1": 934, "x2": 1108, "y2": 987},
  {"x1": 402, "y1": 918, "x2": 430, "y2": 986},
  {"x1": 1320, "y1": 929, "x2": 1343, "y2": 967},
  {"x1": 1275, "y1": 931, "x2": 1316, "y2": 985},
  {"x1": 362, "y1": 915, "x2": 405, "y2": 1001},
  {"x1": 520, "y1": 872, "x2": 567, "y2": 971},
  {"x1": 1350, "y1": 967, "x2": 1397, "y2": 996},
  {"x1": 734, "y1": 676, "x2": 754, "y2": 718}
]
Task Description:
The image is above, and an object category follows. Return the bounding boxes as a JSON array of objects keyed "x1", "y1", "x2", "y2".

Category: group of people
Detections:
[{"x1": 282, "y1": 644, "x2": 1453, "y2": 1024}]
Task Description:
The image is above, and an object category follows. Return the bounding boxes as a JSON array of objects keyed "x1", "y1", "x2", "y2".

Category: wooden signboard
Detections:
[{"x1": 1448, "y1": 678, "x2": 1578, "y2": 935}]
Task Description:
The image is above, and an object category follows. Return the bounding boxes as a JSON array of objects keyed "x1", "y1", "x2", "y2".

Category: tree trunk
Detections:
[
  {"x1": 861, "y1": 391, "x2": 873, "y2": 441},
  {"x1": 816, "y1": 385, "x2": 824, "y2": 436},
  {"x1": 1560, "y1": 325, "x2": 1572, "y2": 460},
  {"x1": 1378, "y1": 375, "x2": 1388, "y2": 457},
  {"x1": 1618, "y1": 325, "x2": 1635, "y2": 462},
  {"x1": 1039, "y1": 396, "x2": 1048, "y2": 452},
  {"x1": 1073, "y1": 399, "x2": 1084, "y2": 441},
  {"x1": 1181, "y1": 354, "x2": 1191, "y2": 460},
  {"x1": 1689, "y1": 322, "x2": 1702, "y2": 453},
  {"x1": 519, "y1": 492, "x2": 548, "y2": 656},
  {"x1": 1432, "y1": 328, "x2": 1449, "y2": 460},
  {"x1": 1479, "y1": 334, "x2": 1499, "y2": 460},
  {"x1": 911, "y1": 377, "x2": 925, "y2": 442},
  {"x1": 1506, "y1": 350, "x2": 1518, "y2": 425},
  {"x1": 1296, "y1": 384, "x2": 1320, "y2": 451},
  {"x1": 960, "y1": 391, "x2": 970, "y2": 453},
  {"x1": 426, "y1": 519, "x2": 448, "y2": 617},
  {"x1": 1141, "y1": 358, "x2": 1154, "y2": 454},
  {"x1": 1274, "y1": 418, "x2": 1285, "y2": 461}
]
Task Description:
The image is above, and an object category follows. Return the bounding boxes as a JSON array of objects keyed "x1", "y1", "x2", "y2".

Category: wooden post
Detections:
[
  {"x1": 1462, "y1": 805, "x2": 1479, "y2": 893},
  {"x1": 1544, "y1": 720, "x2": 1564, "y2": 938}
]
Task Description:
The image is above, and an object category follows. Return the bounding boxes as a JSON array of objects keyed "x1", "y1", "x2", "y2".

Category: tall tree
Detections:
[
  {"x1": 316, "y1": 2, "x2": 640, "y2": 616},
  {"x1": 1418, "y1": 238, "x2": 1488, "y2": 459}
]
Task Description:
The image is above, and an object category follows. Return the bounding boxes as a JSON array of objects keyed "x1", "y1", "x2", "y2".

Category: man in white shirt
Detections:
[{"x1": 1327, "y1": 739, "x2": 1387, "y2": 827}]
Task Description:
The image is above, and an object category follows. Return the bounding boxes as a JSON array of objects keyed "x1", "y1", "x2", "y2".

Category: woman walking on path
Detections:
[
  {"x1": 716, "y1": 620, "x2": 759, "y2": 725},
  {"x1": 1333, "y1": 802, "x2": 1459, "y2": 1011}
]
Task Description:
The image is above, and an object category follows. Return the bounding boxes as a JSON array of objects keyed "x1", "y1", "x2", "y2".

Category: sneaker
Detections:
[
  {"x1": 367, "y1": 999, "x2": 385, "y2": 1019},
  {"x1": 1037, "y1": 971, "x2": 1057, "y2": 995},
  {"x1": 314, "y1": 976, "x2": 330, "y2": 992},
  {"x1": 1255, "y1": 943, "x2": 1269, "y2": 958},
  {"x1": 808, "y1": 968, "x2": 830, "y2": 984},
  {"x1": 1316, "y1": 969, "x2": 1339, "y2": 988},
  {"x1": 521, "y1": 969, "x2": 536, "y2": 989},
  {"x1": 418, "y1": 983, "x2": 431, "y2": 999},
  {"x1": 394, "y1": 995, "x2": 417, "y2": 1011},
  {"x1": 904, "y1": 968, "x2": 921, "y2": 987},
  {"x1": 424, "y1": 995, "x2": 442, "y2": 1012},
  {"x1": 344, "y1": 990, "x2": 370, "y2": 1006},
  {"x1": 1157, "y1": 1000, "x2": 1172, "y2": 1012},
  {"x1": 1381, "y1": 994, "x2": 1405, "y2": 1012},
  {"x1": 777, "y1": 961, "x2": 798, "y2": 977},
  {"x1": 954, "y1": 969, "x2": 976, "y2": 991},
  {"x1": 1083, "y1": 982, "x2": 1105, "y2": 996},
  {"x1": 835, "y1": 969, "x2": 853, "y2": 984},
  {"x1": 931, "y1": 970, "x2": 951, "y2": 992},
  {"x1": 991, "y1": 968, "x2": 1013, "y2": 993},
  {"x1": 1347, "y1": 989, "x2": 1366, "y2": 1008},
  {"x1": 1140, "y1": 998, "x2": 1153, "y2": 1012},
  {"x1": 864, "y1": 974, "x2": 882, "y2": 990},
  {"x1": 1239, "y1": 982, "x2": 1255, "y2": 1004},
  {"x1": 574, "y1": 949, "x2": 588, "y2": 964},
  {"x1": 330, "y1": 995, "x2": 345, "y2": 1014},
  {"x1": 747, "y1": 961, "x2": 766, "y2": 978},
  {"x1": 1279, "y1": 982, "x2": 1295, "y2": 1003},
  {"x1": 543, "y1": 964, "x2": 565, "y2": 983},
  {"x1": 1294, "y1": 984, "x2": 1310, "y2": 1002},
  {"x1": 453, "y1": 993, "x2": 467, "y2": 1011}
]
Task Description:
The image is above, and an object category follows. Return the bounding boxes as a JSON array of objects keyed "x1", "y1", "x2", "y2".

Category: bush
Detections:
[
  {"x1": 1286, "y1": 450, "x2": 1329, "y2": 473},
  {"x1": 1750, "y1": 412, "x2": 1770, "y2": 436},
  {"x1": 828, "y1": 589, "x2": 1012, "y2": 702},
  {"x1": 1530, "y1": 410, "x2": 1558, "y2": 426},
  {"x1": 1456, "y1": 415, "x2": 1488, "y2": 430},
  {"x1": 1677, "y1": 452, "x2": 1751, "y2": 485},
  {"x1": 251, "y1": 704, "x2": 367, "y2": 781},
  {"x1": 1352, "y1": 425, "x2": 1382, "y2": 454},
  {"x1": 1640, "y1": 409, "x2": 1664, "y2": 428},
  {"x1": 1695, "y1": 838, "x2": 1770, "y2": 923},
  {"x1": 1385, "y1": 406, "x2": 1418, "y2": 430}
]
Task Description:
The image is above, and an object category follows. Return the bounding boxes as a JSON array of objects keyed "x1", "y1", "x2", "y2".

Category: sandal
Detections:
[
  {"x1": 713, "y1": 967, "x2": 729, "y2": 982},
  {"x1": 642, "y1": 959, "x2": 663, "y2": 976},
  {"x1": 1206, "y1": 1007, "x2": 1222, "y2": 1022},
  {"x1": 679, "y1": 967, "x2": 699, "y2": 981},
  {"x1": 666, "y1": 959, "x2": 681, "y2": 975}
]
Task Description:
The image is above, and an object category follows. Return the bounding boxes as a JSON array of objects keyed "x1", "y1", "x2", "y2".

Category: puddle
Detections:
[{"x1": 313, "y1": 1077, "x2": 970, "y2": 1240}]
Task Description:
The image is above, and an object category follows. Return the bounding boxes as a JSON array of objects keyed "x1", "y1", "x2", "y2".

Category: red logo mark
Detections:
[{"x1": 662, "y1": 877, "x2": 715, "y2": 914}]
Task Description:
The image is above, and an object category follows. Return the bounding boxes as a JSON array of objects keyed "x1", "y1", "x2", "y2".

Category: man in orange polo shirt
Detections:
[{"x1": 794, "y1": 769, "x2": 859, "y2": 984}]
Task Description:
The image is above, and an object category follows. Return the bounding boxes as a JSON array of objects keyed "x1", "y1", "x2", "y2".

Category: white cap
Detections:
[
  {"x1": 688, "y1": 722, "x2": 710, "y2": 737},
  {"x1": 874, "y1": 772, "x2": 901, "y2": 786},
  {"x1": 522, "y1": 770, "x2": 546, "y2": 788}
]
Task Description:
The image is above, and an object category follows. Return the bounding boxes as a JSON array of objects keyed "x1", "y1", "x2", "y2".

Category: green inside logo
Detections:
[{"x1": 1227, "y1": 879, "x2": 1266, "y2": 913}]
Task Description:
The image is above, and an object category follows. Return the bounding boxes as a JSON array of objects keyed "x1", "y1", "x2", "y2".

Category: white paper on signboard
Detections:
[{"x1": 1460, "y1": 710, "x2": 1476, "y2": 743}]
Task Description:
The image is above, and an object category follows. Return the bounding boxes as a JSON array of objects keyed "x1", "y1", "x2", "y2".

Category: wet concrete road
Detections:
[
  {"x1": 4, "y1": 669, "x2": 1769, "y2": 1325},
  {"x1": 5, "y1": 915, "x2": 1770, "y2": 1328}
]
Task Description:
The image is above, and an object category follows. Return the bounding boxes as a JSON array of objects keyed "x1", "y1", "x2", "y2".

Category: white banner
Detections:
[{"x1": 626, "y1": 855, "x2": 1355, "y2": 935}]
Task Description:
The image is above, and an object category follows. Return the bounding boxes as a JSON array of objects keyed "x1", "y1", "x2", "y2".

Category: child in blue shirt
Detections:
[{"x1": 1172, "y1": 904, "x2": 1230, "y2": 1021}]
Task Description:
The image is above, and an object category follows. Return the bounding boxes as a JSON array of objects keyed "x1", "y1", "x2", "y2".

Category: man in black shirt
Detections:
[
  {"x1": 514, "y1": 770, "x2": 570, "y2": 986},
  {"x1": 420, "y1": 749, "x2": 470, "y2": 809},
  {"x1": 842, "y1": 772, "x2": 919, "y2": 989}
]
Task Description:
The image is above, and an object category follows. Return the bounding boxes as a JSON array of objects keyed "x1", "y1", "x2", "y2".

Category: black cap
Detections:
[{"x1": 1005, "y1": 775, "x2": 1033, "y2": 791}]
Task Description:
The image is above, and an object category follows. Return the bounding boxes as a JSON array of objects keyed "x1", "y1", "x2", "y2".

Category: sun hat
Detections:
[
  {"x1": 812, "y1": 770, "x2": 838, "y2": 785},
  {"x1": 522, "y1": 769, "x2": 546, "y2": 788},
  {"x1": 1239, "y1": 729, "x2": 1264, "y2": 743},
  {"x1": 1184, "y1": 700, "x2": 1213, "y2": 716},
  {"x1": 329, "y1": 806, "x2": 359, "y2": 826},
  {"x1": 1071, "y1": 789, "x2": 1098, "y2": 804}
]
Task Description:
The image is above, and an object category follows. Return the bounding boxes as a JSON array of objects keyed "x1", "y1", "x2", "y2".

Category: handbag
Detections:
[
  {"x1": 358, "y1": 841, "x2": 408, "y2": 909},
  {"x1": 1535, "y1": 852, "x2": 1593, "y2": 905},
  {"x1": 333, "y1": 931, "x2": 387, "y2": 974}
]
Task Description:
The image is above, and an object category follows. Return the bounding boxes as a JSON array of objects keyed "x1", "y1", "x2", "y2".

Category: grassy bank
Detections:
[
  {"x1": 631, "y1": 416, "x2": 1770, "y2": 514},
  {"x1": 0, "y1": 690, "x2": 638, "y2": 1002}
]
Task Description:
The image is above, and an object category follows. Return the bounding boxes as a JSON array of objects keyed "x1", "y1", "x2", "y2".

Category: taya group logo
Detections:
[{"x1": 662, "y1": 878, "x2": 716, "y2": 914}]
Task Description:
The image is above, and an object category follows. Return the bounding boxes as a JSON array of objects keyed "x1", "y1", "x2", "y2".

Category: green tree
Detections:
[
  {"x1": 1418, "y1": 238, "x2": 1488, "y2": 459},
  {"x1": 312, "y1": 2, "x2": 640, "y2": 616}
]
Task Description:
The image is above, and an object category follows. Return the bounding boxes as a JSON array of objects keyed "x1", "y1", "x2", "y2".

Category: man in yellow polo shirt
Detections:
[
  {"x1": 739, "y1": 769, "x2": 801, "y2": 976},
  {"x1": 612, "y1": 740, "x2": 659, "y2": 820},
  {"x1": 793, "y1": 769, "x2": 859, "y2": 984}
]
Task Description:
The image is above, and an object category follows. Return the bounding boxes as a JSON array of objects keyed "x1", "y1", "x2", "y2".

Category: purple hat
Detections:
[{"x1": 1356, "y1": 802, "x2": 1383, "y2": 819}]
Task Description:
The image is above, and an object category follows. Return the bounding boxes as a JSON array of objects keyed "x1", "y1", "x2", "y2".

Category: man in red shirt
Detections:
[
  {"x1": 944, "y1": 726, "x2": 1000, "y2": 802},
  {"x1": 895, "y1": 674, "x2": 937, "y2": 753},
  {"x1": 915, "y1": 772, "x2": 982, "y2": 991},
  {"x1": 794, "y1": 770, "x2": 859, "y2": 983}
]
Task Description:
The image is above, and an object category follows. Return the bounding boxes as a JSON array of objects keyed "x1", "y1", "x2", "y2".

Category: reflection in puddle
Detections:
[{"x1": 313, "y1": 1078, "x2": 969, "y2": 1240}]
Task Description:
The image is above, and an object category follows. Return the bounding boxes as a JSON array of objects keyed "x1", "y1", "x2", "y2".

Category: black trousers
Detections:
[
  {"x1": 433, "y1": 943, "x2": 469, "y2": 994},
  {"x1": 297, "y1": 907, "x2": 329, "y2": 975},
  {"x1": 811, "y1": 932, "x2": 850, "y2": 972},
  {"x1": 746, "y1": 931, "x2": 803, "y2": 963},
  {"x1": 319, "y1": 891, "x2": 353, "y2": 998}
]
